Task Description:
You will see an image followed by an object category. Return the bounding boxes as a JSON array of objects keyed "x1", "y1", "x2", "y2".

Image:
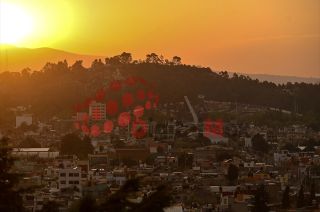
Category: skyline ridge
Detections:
[{"x1": 1, "y1": 45, "x2": 319, "y2": 81}]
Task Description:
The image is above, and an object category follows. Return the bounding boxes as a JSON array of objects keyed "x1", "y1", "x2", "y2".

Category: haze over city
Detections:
[
  {"x1": 1, "y1": 1, "x2": 320, "y2": 211},
  {"x1": 0, "y1": 0, "x2": 319, "y2": 77}
]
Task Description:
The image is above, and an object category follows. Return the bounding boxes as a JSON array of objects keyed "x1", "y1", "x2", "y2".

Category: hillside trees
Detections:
[
  {"x1": 0, "y1": 52, "x2": 319, "y2": 128},
  {"x1": 60, "y1": 133, "x2": 94, "y2": 159},
  {"x1": 0, "y1": 137, "x2": 23, "y2": 211},
  {"x1": 252, "y1": 133, "x2": 269, "y2": 153}
]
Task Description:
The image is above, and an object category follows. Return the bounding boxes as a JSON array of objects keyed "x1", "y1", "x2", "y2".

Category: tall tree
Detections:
[
  {"x1": 91, "y1": 59, "x2": 105, "y2": 71},
  {"x1": 119, "y1": 52, "x2": 132, "y2": 64},
  {"x1": 0, "y1": 137, "x2": 23, "y2": 212},
  {"x1": 172, "y1": 56, "x2": 181, "y2": 65},
  {"x1": 146, "y1": 53, "x2": 161, "y2": 64},
  {"x1": 99, "y1": 179, "x2": 171, "y2": 212},
  {"x1": 132, "y1": 184, "x2": 171, "y2": 212},
  {"x1": 70, "y1": 60, "x2": 86, "y2": 72},
  {"x1": 69, "y1": 195, "x2": 97, "y2": 212},
  {"x1": 252, "y1": 134, "x2": 269, "y2": 153},
  {"x1": 226, "y1": 164, "x2": 239, "y2": 185},
  {"x1": 41, "y1": 201, "x2": 60, "y2": 212},
  {"x1": 79, "y1": 195, "x2": 97, "y2": 212},
  {"x1": 308, "y1": 182, "x2": 315, "y2": 206},
  {"x1": 99, "y1": 179, "x2": 140, "y2": 211},
  {"x1": 296, "y1": 185, "x2": 305, "y2": 208},
  {"x1": 252, "y1": 184, "x2": 269, "y2": 212},
  {"x1": 281, "y1": 185, "x2": 290, "y2": 209}
]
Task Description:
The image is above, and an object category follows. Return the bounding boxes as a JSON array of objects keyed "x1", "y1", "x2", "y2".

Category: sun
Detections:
[{"x1": 0, "y1": 2, "x2": 35, "y2": 45}]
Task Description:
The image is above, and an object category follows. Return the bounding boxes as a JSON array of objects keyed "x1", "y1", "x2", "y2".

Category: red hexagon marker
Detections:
[
  {"x1": 136, "y1": 89, "x2": 145, "y2": 101},
  {"x1": 103, "y1": 120, "x2": 114, "y2": 133},
  {"x1": 82, "y1": 113, "x2": 90, "y2": 123},
  {"x1": 131, "y1": 119, "x2": 148, "y2": 139},
  {"x1": 122, "y1": 92, "x2": 134, "y2": 108},
  {"x1": 106, "y1": 100, "x2": 118, "y2": 116},
  {"x1": 74, "y1": 76, "x2": 160, "y2": 138},
  {"x1": 125, "y1": 77, "x2": 136, "y2": 86},
  {"x1": 204, "y1": 118, "x2": 224, "y2": 137},
  {"x1": 147, "y1": 90, "x2": 154, "y2": 100},
  {"x1": 133, "y1": 105, "x2": 144, "y2": 120},
  {"x1": 109, "y1": 80, "x2": 122, "y2": 91},
  {"x1": 95, "y1": 89, "x2": 106, "y2": 101},
  {"x1": 91, "y1": 124, "x2": 101, "y2": 137},
  {"x1": 81, "y1": 124, "x2": 90, "y2": 135},
  {"x1": 145, "y1": 100, "x2": 152, "y2": 110},
  {"x1": 118, "y1": 112, "x2": 131, "y2": 127}
]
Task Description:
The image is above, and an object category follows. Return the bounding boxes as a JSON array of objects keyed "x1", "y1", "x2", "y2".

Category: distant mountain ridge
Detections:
[
  {"x1": 0, "y1": 45, "x2": 103, "y2": 72},
  {"x1": 0, "y1": 45, "x2": 318, "y2": 84},
  {"x1": 233, "y1": 72, "x2": 320, "y2": 84}
]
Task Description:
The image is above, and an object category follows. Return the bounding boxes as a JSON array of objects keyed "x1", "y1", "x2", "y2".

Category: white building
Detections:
[
  {"x1": 244, "y1": 137, "x2": 252, "y2": 148},
  {"x1": 89, "y1": 101, "x2": 106, "y2": 121},
  {"x1": 16, "y1": 114, "x2": 33, "y2": 128},
  {"x1": 12, "y1": 148, "x2": 59, "y2": 158},
  {"x1": 58, "y1": 167, "x2": 82, "y2": 196}
]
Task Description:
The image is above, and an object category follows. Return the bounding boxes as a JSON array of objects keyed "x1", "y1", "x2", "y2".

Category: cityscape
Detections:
[{"x1": 0, "y1": 0, "x2": 320, "y2": 212}]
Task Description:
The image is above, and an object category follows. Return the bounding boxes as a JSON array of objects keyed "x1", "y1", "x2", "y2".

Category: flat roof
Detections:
[{"x1": 13, "y1": 148, "x2": 50, "y2": 152}]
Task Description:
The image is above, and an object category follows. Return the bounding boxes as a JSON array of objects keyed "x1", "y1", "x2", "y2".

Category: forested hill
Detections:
[{"x1": 0, "y1": 52, "x2": 319, "y2": 122}]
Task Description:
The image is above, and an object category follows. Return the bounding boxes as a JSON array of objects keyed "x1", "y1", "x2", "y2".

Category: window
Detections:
[
  {"x1": 69, "y1": 181, "x2": 73, "y2": 184},
  {"x1": 69, "y1": 173, "x2": 74, "y2": 177},
  {"x1": 74, "y1": 173, "x2": 79, "y2": 177},
  {"x1": 60, "y1": 181, "x2": 66, "y2": 184},
  {"x1": 60, "y1": 173, "x2": 66, "y2": 177},
  {"x1": 74, "y1": 181, "x2": 79, "y2": 184}
]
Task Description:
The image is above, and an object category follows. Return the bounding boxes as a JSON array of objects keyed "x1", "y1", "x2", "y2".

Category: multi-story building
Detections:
[
  {"x1": 89, "y1": 101, "x2": 106, "y2": 121},
  {"x1": 167, "y1": 122, "x2": 176, "y2": 139},
  {"x1": 58, "y1": 167, "x2": 82, "y2": 196}
]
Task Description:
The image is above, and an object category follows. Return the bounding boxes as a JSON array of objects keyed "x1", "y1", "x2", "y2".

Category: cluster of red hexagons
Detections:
[
  {"x1": 203, "y1": 118, "x2": 224, "y2": 137},
  {"x1": 73, "y1": 76, "x2": 159, "y2": 138}
]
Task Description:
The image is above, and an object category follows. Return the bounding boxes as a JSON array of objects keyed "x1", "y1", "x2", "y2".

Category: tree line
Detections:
[{"x1": 0, "y1": 52, "x2": 319, "y2": 129}]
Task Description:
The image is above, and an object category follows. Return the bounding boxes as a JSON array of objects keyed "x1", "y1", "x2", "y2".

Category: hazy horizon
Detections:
[
  {"x1": 0, "y1": 0, "x2": 319, "y2": 78},
  {"x1": 1, "y1": 44, "x2": 320, "y2": 80}
]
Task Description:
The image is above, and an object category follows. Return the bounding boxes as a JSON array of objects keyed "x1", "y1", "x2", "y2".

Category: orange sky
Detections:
[{"x1": 2, "y1": 0, "x2": 320, "y2": 77}]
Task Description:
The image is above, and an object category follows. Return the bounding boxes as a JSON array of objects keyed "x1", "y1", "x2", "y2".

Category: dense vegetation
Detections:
[
  {"x1": 0, "y1": 52, "x2": 319, "y2": 127},
  {"x1": 0, "y1": 137, "x2": 23, "y2": 211},
  {"x1": 60, "y1": 134, "x2": 94, "y2": 160}
]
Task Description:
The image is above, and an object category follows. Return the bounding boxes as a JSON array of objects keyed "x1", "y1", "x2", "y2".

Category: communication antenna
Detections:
[{"x1": 184, "y1": 96, "x2": 199, "y2": 125}]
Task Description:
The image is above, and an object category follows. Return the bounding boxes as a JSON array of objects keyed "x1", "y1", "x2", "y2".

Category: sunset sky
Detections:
[{"x1": 0, "y1": 0, "x2": 319, "y2": 77}]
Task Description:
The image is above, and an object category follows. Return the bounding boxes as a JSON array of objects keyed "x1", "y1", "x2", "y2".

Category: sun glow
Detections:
[
  {"x1": 0, "y1": 0, "x2": 75, "y2": 48},
  {"x1": 0, "y1": 2, "x2": 35, "y2": 45}
]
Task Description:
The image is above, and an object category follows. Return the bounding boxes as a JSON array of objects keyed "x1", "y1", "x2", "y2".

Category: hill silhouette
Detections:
[
  {"x1": 0, "y1": 52, "x2": 319, "y2": 130},
  {"x1": 232, "y1": 73, "x2": 320, "y2": 85},
  {"x1": 0, "y1": 45, "x2": 103, "y2": 72},
  {"x1": 0, "y1": 46, "x2": 319, "y2": 84}
]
